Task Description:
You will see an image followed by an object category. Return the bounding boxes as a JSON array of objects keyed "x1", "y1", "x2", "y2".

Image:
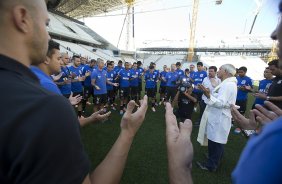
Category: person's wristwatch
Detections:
[{"x1": 266, "y1": 96, "x2": 270, "y2": 101}]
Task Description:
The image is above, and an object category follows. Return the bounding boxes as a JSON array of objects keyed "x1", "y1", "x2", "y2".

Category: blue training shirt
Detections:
[
  {"x1": 119, "y1": 69, "x2": 131, "y2": 88},
  {"x1": 57, "y1": 66, "x2": 71, "y2": 95},
  {"x1": 253, "y1": 79, "x2": 272, "y2": 106},
  {"x1": 106, "y1": 70, "x2": 116, "y2": 91},
  {"x1": 138, "y1": 67, "x2": 144, "y2": 83},
  {"x1": 232, "y1": 117, "x2": 282, "y2": 184},
  {"x1": 165, "y1": 71, "x2": 179, "y2": 87},
  {"x1": 145, "y1": 71, "x2": 158, "y2": 89},
  {"x1": 91, "y1": 68, "x2": 107, "y2": 95},
  {"x1": 130, "y1": 69, "x2": 140, "y2": 87},
  {"x1": 160, "y1": 71, "x2": 167, "y2": 87},
  {"x1": 236, "y1": 76, "x2": 253, "y2": 101},
  {"x1": 192, "y1": 70, "x2": 207, "y2": 93},
  {"x1": 82, "y1": 65, "x2": 94, "y2": 87},
  {"x1": 30, "y1": 66, "x2": 62, "y2": 95},
  {"x1": 176, "y1": 69, "x2": 184, "y2": 77},
  {"x1": 69, "y1": 65, "x2": 83, "y2": 93}
]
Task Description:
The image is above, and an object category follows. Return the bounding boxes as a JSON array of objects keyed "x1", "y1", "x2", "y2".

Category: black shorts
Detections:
[
  {"x1": 113, "y1": 85, "x2": 120, "y2": 94},
  {"x1": 83, "y1": 86, "x2": 93, "y2": 99},
  {"x1": 120, "y1": 87, "x2": 130, "y2": 98},
  {"x1": 131, "y1": 86, "x2": 139, "y2": 96},
  {"x1": 159, "y1": 86, "x2": 166, "y2": 94},
  {"x1": 107, "y1": 90, "x2": 115, "y2": 99},
  {"x1": 166, "y1": 87, "x2": 177, "y2": 101},
  {"x1": 146, "y1": 88, "x2": 156, "y2": 98},
  {"x1": 236, "y1": 100, "x2": 247, "y2": 114},
  {"x1": 93, "y1": 94, "x2": 107, "y2": 105},
  {"x1": 138, "y1": 82, "x2": 142, "y2": 92},
  {"x1": 63, "y1": 94, "x2": 71, "y2": 99}
]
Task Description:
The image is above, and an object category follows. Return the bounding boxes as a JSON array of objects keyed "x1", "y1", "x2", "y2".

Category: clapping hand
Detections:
[
  {"x1": 120, "y1": 95, "x2": 148, "y2": 138},
  {"x1": 165, "y1": 103, "x2": 193, "y2": 170},
  {"x1": 69, "y1": 92, "x2": 83, "y2": 105}
]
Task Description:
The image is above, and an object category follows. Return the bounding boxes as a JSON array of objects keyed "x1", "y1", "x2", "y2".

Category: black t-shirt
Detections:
[
  {"x1": 0, "y1": 55, "x2": 90, "y2": 183},
  {"x1": 178, "y1": 93, "x2": 196, "y2": 119},
  {"x1": 267, "y1": 76, "x2": 282, "y2": 109}
]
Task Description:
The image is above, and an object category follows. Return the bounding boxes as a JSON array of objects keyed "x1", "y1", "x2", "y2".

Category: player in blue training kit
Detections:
[
  {"x1": 192, "y1": 62, "x2": 207, "y2": 102},
  {"x1": 113, "y1": 60, "x2": 124, "y2": 97},
  {"x1": 164, "y1": 64, "x2": 180, "y2": 102},
  {"x1": 106, "y1": 63, "x2": 118, "y2": 111},
  {"x1": 176, "y1": 62, "x2": 184, "y2": 78},
  {"x1": 252, "y1": 67, "x2": 273, "y2": 108},
  {"x1": 236, "y1": 66, "x2": 253, "y2": 114},
  {"x1": 130, "y1": 62, "x2": 141, "y2": 102},
  {"x1": 117, "y1": 62, "x2": 132, "y2": 115},
  {"x1": 91, "y1": 59, "x2": 108, "y2": 112},
  {"x1": 137, "y1": 61, "x2": 144, "y2": 100},
  {"x1": 82, "y1": 59, "x2": 96, "y2": 112},
  {"x1": 55, "y1": 52, "x2": 72, "y2": 98},
  {"x1": 145, "y1": 65, "x2": 158, "y2": 112},
  {"x1": 159, "y1": 65, "x2": 168, "y2": 105},
  {"x1": 69, "y1": 55, "x2": 85, "y2": 117}
]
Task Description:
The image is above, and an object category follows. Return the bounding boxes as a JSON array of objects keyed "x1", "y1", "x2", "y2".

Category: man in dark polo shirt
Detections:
[{"x1": 0, "y1": 0, "x2": 148, "y2": 183}]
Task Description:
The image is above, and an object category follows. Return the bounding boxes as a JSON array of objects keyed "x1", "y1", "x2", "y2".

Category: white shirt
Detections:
[
  {"x1": 202, "y1": 76, "x2": 221, "y2": 101},
  {"x1": 204, "y1": 77, "x2": 237, "y2": 144}
]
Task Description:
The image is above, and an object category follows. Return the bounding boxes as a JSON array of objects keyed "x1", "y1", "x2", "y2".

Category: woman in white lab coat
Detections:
[{"x1": 196, "y1": 64, "x2": 238, "y2": 172}]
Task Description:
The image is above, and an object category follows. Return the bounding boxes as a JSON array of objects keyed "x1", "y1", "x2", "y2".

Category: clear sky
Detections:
[{"x1": 81, "y1": 0, "x2": 280, "y2": 50}]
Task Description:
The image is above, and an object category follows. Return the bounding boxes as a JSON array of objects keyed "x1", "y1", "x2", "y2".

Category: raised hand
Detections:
[
  {"x1": 165, "y1": 103, "x2": 193, "y2": 183},
  {"x1": 253, "y1": 101, "x2": 282, "y2": 125},
  {"x1": 231, "y1": 105, "x2": 257, "y2": 130},
  {"x1": 69, "y1": 92, "x2": 83, "y2": 105},
  {"x1": 120, "y1": 95, "x2": 148, "y2": 138}
]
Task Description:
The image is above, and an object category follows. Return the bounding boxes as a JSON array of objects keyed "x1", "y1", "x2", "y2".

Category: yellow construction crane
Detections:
[{"x1": 187, "y1": 0, "x2": 223, "y2": 62}]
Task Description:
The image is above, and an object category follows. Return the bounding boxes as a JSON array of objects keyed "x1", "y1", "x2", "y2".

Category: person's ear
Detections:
[
  {"x1": 12, "y1": 5, "x2": 32, "y2": 34},
  {"x1": 44, "y1": 56, "x2": 51, "y2": 65}
]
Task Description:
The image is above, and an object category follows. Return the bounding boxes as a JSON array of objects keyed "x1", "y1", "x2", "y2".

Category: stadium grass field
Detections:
[{"x1": 81, "y1": 88, "x2": 256, "y2": 184}]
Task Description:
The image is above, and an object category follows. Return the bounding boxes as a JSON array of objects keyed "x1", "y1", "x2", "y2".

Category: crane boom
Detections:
[{"x1": 187, "y1": 0, "x2": 199, "y2": 62}]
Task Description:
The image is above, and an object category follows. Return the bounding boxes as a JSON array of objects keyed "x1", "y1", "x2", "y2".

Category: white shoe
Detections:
[
  {"x1": 194, "y1": 107, "x2": 197, "y2": 112},
  {"x1": 119, "y1": 110, "x2": 123, "y2": 115},
  {"x1": 152, "y1": 107, "x2": 156, "y2": 112},
  {"x1": 159, "y1": 101, "x2": 162, "y2": 105},
  {"x1": 112, "y1": 106, "x2": 116, "y2": 111}
]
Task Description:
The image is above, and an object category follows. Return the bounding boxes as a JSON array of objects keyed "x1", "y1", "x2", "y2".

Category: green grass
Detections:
[{"x1": 80, "y1": 90, "x2": 256, "y2": 184}]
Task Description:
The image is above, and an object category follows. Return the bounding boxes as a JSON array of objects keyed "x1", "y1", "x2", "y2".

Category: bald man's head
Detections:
[{"x1": 0, "y1": 0, "x2": 50, "y2": 66}]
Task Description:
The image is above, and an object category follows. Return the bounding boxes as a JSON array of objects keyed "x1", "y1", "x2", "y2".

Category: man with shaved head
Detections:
[{"x1": 0, "y1": 0, "x2": 148, "y2": 183}]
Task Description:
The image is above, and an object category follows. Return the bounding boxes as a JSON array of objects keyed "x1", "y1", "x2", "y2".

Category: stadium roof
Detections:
[{"x1": 53, "y1": 0, "x2": 143, "y2": 19}]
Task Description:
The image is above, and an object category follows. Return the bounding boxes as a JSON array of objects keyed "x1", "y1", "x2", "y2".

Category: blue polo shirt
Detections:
[
  {"x1": 91, "y1": 68, "x2": 107, "y2": 95},
  {"x1": 82, "y1": 65, "x2": 94, "y2": 87},
  {"x1": 57, "y1": 66, "x2": 71, "y2": 95},
  {"x1": 253, "y1": 79, "x2": 272, "y2": 105},
  {"x1": 114, "y1": 66, "x2": 124, "y2": 74},
  {"x1": 189, "y1": 71, "x2": 196, "y2": 78},
  {"x1": 130, "y1": 69, "x2": 140, "y2": 87},
  {"x1": 119, "y1": 69, "x2": 131, "y2": 88},
  {"x1": 106, "y1": 70, "x2": 116, "y2": 91},
  {"x1": 176, "y1": 69, "x2": 184, "y2": 77},
  {"x1": 69, "y1": 66, "x2": 83, "y2": 93},
  {"x1": 30, "y1": 66, "x2": 61, "y2": 95},
  {"x1": 192, "y1": 70, "x2": 207, "y2": 93},
  {"x1": 165, "y1": 71, "x2": 179, "y2": 87},
  {"x1": 160, "y1": 71, "x2": 167, "y2": 86},
  {"x1": 145, "y1": 71, "x2": 157, "y2": 89},
  {"x1": 232, "y1": 117, "x2": 282, "y2": 184},
  {"x1": 137, "y1": 67, "x2": 144, "y2": 83},
  {"x1": 236, "y1": 76, "x2": 253, "y2": 101}
]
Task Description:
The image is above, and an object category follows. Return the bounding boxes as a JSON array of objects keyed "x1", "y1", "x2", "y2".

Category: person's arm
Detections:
[
  {"x1": 83, "y1": 96, "x2": 148, "y2": 184},
  {"x1": 199, "y1": 82, "x2": 235, "y2": 108},
  {"x1": 79, "y1": 109, "x2": 111, "y2": 127},
  {"x1": 165, "y1": 103, "x2": 193, "y2": 184},
  {"x1": 184, "y1": 93, "x2": 197, "y2": 103}
]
